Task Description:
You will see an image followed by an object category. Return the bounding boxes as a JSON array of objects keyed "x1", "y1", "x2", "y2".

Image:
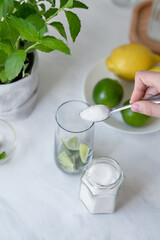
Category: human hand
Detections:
[{"x1": 130, "y1": 70, "x2": 160, "y2": 118}]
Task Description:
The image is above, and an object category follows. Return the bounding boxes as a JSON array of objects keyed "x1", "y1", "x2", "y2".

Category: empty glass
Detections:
[{"x1": 54, "y1": 100, "x2": 95, "y2": 174}]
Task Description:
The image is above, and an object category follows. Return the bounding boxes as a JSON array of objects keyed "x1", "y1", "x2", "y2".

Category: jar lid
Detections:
[{"x1": 84, "y1": 156, "x2": 123, "y2": 189}]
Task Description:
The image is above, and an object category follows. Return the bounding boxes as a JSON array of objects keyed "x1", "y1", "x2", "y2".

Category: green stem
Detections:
[{"x1": 25, "y1": 41, "x2": 41, "y2": 52}]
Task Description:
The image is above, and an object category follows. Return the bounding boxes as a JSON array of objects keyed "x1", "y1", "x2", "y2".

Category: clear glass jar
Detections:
[
  {"x1": 54, "y1": 100, "x2": 95, "y2": 174},
  {"x1": 79, "y1": 157, "x2": 124, "y2": 214},
  {"x1": 147, "y1": 0, "x2": 160, "y2": 41}
]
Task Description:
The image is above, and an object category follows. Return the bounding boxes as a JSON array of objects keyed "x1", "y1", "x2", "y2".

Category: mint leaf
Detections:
[
  {"x1": 0, "y1": 69, "x2": 7, "y2": 83},
  {"x1": 34, "y1": 44, "x2": 53, "y2": 53},
  {"x1": 26, "y1": 14, "x2": 47, "y2": 38},
  {"x1": 0, "y1": 19, "x2": 19, "y2": 45},
  {"x1": 11, "y1": 16, "x2": 39, "y2": 42},
  {"x1": 0, "y1": 50, "x2": 8, "y2": 66},
  {"x1": 60, "y1": 0, "x2": 73, "y2": 8},
  {"x1": 5, "y1": 50, "x2": 27, "y2": 81},
  {"x1": 0, "y1": 152, "x2": 6, "y2": 160},
  {"x1": 39, "y1": 3, "x2": 46, "y2": 12},
  {"x1": 14, "y1": 2, "x2": 36, "y2": 19},
  {"x1": 65, "y1": 11, "x2": 81, "y2": 42},
  {"x1": 0, "y1": 0, "x2": 14, "y2": 18},
  {"x1": 46, "y1": 0, "x2": 56, "y2": 6},
  {"x1": 44, "y1": 8, "x2": 58, "y2": 19},
  {"x1": 60, "y1": 0, "x2": 69, "y2": 8},
  {"x1": 49, "y1": 22, "x2": 67, "y2": 40},
  {"x1": 70, "y1": 1, "x2": 88, "y2": 9},
  {"x1": 0, "y1": 40, "x2": 12, "y2": 55},
  {"x1": 38, "y1": 36, "x2": 70, "y2": 54}
]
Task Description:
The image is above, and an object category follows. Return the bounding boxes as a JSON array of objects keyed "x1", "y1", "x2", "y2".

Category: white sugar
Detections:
[
  {"x1": 80, "y1": 105, "x2": 110, "y2": 122},
  {"x1": 88, "y1": 163, "x2": 119, "y2": 186}
]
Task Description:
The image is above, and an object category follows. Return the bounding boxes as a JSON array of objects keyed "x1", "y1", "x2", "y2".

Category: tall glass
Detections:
[
  {"x1": 148, "y1": 0, "x2": 160, "y2": 41},
  {"x1": 54, "y1": 100, "x2": 95, "y2": 174}
]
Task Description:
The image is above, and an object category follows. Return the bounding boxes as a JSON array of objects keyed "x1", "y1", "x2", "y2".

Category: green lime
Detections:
[
  {"x1": 71, "y1": 151, "x2": 80, "y2": 162},
  {"x1": 58, "y1": 143, "x2": 72, "y2": 156},
  {"x1": 121, "y1": 100, "x2": 151, "y2": 127},
  {"x1": 93, "y1": 78, "x2": 123, "y2": 108},
  {"x1": 79, "y1": 143, "x2": 89, "y2": 163},
  {"x1": 62, "y1": 136, "x2": 79, "y2": 151},
  {"x1": 58, "y1": 151, "x2": 74, "y2": 170}
]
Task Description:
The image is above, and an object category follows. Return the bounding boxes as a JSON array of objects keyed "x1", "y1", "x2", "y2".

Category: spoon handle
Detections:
[
  {"x1": 111, "y1": 104, "x2": 131, "y2": 114},
  {"x1": 144, "y1": 93, "x2": 160, "y2": 103},
  {"x1": 111, "y1": 93, "x2": 160, "y2": 114}
]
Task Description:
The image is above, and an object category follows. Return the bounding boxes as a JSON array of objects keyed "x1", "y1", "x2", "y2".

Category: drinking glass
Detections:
[
  {"x1": 54, "y1": 100, "x2": 95, "y2": 174},
  {"x1": 147, "y1": 0, "x2": 160, "y2": 41}
]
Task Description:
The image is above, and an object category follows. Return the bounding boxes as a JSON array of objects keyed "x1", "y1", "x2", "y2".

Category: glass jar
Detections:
[
  {"x1": 54, "y1": 100, "x2": 95, "y2": 174},
  {"x1": 147, "y1": 0, "x2": 160, "y2": 41},
  {"x1": 79, "y1": 157, "x2": 124, "y2": 214}
]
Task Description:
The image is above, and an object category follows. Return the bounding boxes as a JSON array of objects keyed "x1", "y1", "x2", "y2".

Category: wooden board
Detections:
[{"x1": 130, "y1": 1, "x2": 160, "y2": 55}]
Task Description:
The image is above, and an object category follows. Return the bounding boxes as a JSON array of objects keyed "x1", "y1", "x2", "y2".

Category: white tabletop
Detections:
[{"x1": 0, "y1": 1, "x2": 160, "y2": 239}]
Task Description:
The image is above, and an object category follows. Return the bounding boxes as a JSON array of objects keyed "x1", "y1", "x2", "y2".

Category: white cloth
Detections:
[{"x1": 0, "y1": 52, "x2": 39, "y2": 121}]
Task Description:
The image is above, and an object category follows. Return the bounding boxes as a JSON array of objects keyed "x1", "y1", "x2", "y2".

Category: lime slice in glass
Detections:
[
  {"x1": 58, "y1": 151, "x2": 74, "y2": 170},
  {"x1": 58, "y1": 143, "x2": 72, "y2": 156},
  {"x1": 80, "y1": 143, "x2": 89, "y2": 163},
  {"x1": 71, "y1": 151, "x2": 80, "y2": 162},
  {"x1": 63, "y1": 136, "x2": 79, "y2": 151}
]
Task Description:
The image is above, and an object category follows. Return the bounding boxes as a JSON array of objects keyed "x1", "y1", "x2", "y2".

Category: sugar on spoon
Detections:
[{"x1": 80, "y1": 93, "x2": 160, "y2": 122}]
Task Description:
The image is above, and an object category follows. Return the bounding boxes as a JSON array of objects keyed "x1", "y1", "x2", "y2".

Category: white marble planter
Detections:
[{"x1": 0, "y1": 51, "x2": 39, "y2": 121}]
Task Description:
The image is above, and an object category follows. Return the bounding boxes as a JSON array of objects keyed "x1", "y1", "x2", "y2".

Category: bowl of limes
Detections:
[{"x1": 83, "y1": 58, "x2": 160, "y2": 134}]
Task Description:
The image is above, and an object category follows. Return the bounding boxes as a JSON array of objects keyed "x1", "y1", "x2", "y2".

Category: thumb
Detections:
[{"x1": 131, "y1": 101, "x2": 160, "y2": 118}]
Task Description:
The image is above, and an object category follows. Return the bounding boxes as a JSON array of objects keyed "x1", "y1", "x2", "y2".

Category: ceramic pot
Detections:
[{"x1": 0, "y1": 51, "x2": 39, "y2": 121}]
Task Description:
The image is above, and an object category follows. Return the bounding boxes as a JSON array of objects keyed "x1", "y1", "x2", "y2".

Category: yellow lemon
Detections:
[
  {"x1": 106, "y1": 43, "x2": 160, "y2": 81},
  {"x1": 149, "y1": 66, "x2": 160, "y2": 72}
]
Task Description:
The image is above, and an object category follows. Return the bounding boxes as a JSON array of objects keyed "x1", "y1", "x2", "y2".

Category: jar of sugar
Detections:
[{"x1": 79, "y1": 156, "x2": 124, "y2": 214}]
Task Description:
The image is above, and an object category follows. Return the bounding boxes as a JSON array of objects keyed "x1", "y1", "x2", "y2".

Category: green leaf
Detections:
[
  {"x1": 13, "y1": 2, "x2": 36, "y2": 19},
  {"x1": 0, "y1": 152, "x2": 6, "y2": 160},
  {"x1": 0, "y1": 50, "x2": 8, "y2": 66},
  {"x1": 10, "y1": 16, "x2": 39, "y2": 42},
  {"x1": 39, "y1": 3, "x2": 45, "y2": 12},
  {"x1": 65, "y1": 11, "x2": 81, "y2": 42},
  {"x1": 44, "y1": 8, "x2": 58, "y2": 19},
  {"x1": 34, "y1": 44, "x2": 53, "y2": 53},
  {"x1": 46, "y1": 0, "x2": 55, "y2": 6},
  {"x1": 26, "y1": 14, "x2": 47, "y2": 38},
  {"x1": 0, "y1": 19, "x2": 19, "y2": 45},
  {"x1": 49, "y1": 22, "x2": 67, "y2": 40},
  {"x1": 39, "y1": 36, "x2": 70, "y2": 54},
  {"x1": 60, "y1": 0, "x2": 73, "y2": 8},
  {"x1": 0, "y1": 0, "x2": 14, "y2": 18},
  {"x1": 0, "y1": 69, "x2": 7, "y2": 83},
  {"x1": 70, "y1": 1, "x2": 88, "y2": 9},
  {"x1": 0, "y1": 40, "x2": 12, "y2": 55},
  {"x1": 5, "y1": 50, "x2": 27, "y2": 81}
]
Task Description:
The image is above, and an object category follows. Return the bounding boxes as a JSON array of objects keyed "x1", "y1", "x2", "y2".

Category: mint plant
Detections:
[{"x1": 0, "y1": 0, "x2": 88, "y2": 83}]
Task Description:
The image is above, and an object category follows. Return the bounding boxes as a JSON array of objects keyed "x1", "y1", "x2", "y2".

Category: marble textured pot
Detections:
[{"x1": 0, "y1": 51, "x2": 39, "y2": 121}]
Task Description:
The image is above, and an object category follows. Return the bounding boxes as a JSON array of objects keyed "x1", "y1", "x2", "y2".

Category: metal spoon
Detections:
[
  {"x1": 110, "y1": 93, "x2": 160, "y2": 115},
  {"x1": 80, "y1": 93, "x2": 160, "y2": 122}
]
